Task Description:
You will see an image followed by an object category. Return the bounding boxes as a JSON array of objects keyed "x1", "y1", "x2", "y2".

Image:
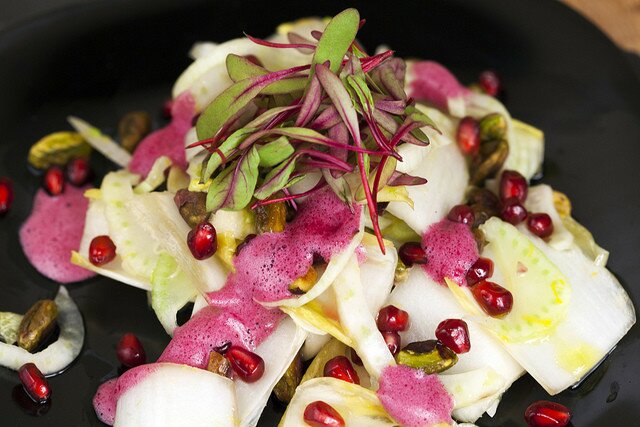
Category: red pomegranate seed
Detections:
[
  {"x1": 18, "y1": 363, "x2": 51, "y2": 404},
  {"x1": 456, "y1": 117, "x2": 481, "y2": 156},
  {"x1": 466, "y1": 257, "x2": 494, "y2": 286},
  {"x1": 187, "y1": 221, "x2": 218, "y2": 260},
  {"x1": 323, "y1": 356, "x2": 360, "y2": 385},
  {"x1": 43, "y1": 166, "x2": 65, "y2": 196},
  {"x1": 500, "y1": 170, "x2": 528, "y2": 203},
  {"x1": 471, "y1": 280, "x2": 513, "y2": 318},
  {"x1": 350, "y1": 348, "x2": 363, "y2": 366},
  {"x1": 0, "y1": 177, "x2": 14, "y2": 216},
  {"x1": 524, "y1": 400, "x2": 571, "y2": 427},
  {"x1": 382, "y1": 331, "x2": 401, "y2": 356},
  {"x1": 435, "y1": 319, "x2": 471, "y2": 354},
  {"x1": 116, "y1": 333, "x2": 146, "y2": 368},
  {"x1": 478, "y1": 70, "x2": 501, "y2": 97},
  {"x1": 303, "y1": 401, "x2": 345, "y2": 427},
  {"x1": 376, "y1": 305, "x2": 410, "y2": 332},
  {"x1": 398, "y1": 242, "x2": 428, "y2": 266},
  {"x1": 447, "y1": 204, "x2": 475, "y2": 226},
  {"x1": 66, "y1": 157, "x2": 92, "y2": 186},
  {"x1": 89, "y1": 235, "x2": 117, "y2": 266},
  {"x1": 225, "y1": 345, "x2": 265, "y2": 383},
  {"x1": 527, "y1": 213, "x2": 554, "y2": 239},
  {"x1": 501, "y1": 197, "x2": 528, "y2": 225}
]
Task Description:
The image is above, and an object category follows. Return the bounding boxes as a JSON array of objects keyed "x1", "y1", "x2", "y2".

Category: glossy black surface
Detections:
[{"x1": 0, "y1": 0, "x2": 639, "y2": 425}]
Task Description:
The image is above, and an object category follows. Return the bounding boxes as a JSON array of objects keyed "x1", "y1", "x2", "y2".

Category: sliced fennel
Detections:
[
  {"x1": 387, "y1": 142, "x2": 468, "y2": 235},
  {"x1": 451, "y1": 217, "x2": 635, "y2": 394},
  {"x1": 67, "y1": 116, "x2": 132, "y2": 168},
  {"x1": 167, "y1": 165, "x2": 190, "y2": 193},
  {"x1": 133, "y1": 156, "x2": 172, "y2": 194},
  {"x1": 562, "y1": 216, "x2": 609, "y2": 267},
  {"x1": 438, "y1": 368, "x2": 504, "y2": 409},
  {"x1": 280, "y1": 377, "x2": 396, "y2": 427},
  {"x1": 113, "y1": 363, "x2": 237, "y2": 427},
  {"x1": 524, "y1": 185, "x2": 573, "y2": 251},
  {"x1": 502, "y1": 119, "x2": 544, "y2": 181},
  {"x1": 0, "y1": 287, "x2": 84, "y2": 375},
  {"x1": 235, "y1": 317, "x2": 306, "y2": 427},
  {"x1": 0, "y1": 312, "x2": 23, "y2": 345}
]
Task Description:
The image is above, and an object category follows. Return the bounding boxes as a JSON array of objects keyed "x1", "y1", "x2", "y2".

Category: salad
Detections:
[{"x1": 0, "y1": 7, "x2": 635, "y2": 427}]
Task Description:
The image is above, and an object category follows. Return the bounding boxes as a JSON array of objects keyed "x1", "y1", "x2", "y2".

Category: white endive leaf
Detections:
[
  {"x1": 0, "y1": 287, "x2": 84, "y2": 375},
  {"x1": 523, "y1": 185, "x2": 573, "y2": 251},
  {"x1": 280, "y1": 377, "x2": 396, "y2": 427}
]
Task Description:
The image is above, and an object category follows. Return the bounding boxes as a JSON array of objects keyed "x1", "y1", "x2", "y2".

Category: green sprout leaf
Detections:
[
  {"x1": 206, "y1": 145, "x2": 260, "y2": 211},
  {"x1": 257, "y1": 136, "x2": 295, "y2": 167},
  {"x1": 310, "y1": 8, "x2": 360, "y2": 76}
]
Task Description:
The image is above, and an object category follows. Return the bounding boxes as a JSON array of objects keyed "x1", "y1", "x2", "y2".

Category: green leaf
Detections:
[
  {"x1": 346, "y1": 74, "x2": 374, "y2": 115},
  {"x1": 245, "y1": 105, "x2": 299, "y2": 129},
  {"x1": 310, "y1": 8, "x2": 360, "y2": 76},
  {"x1": 203, "y1": 128, "x2": 256, "y2": 181},
  {"x1": 206, "y1": 145, "x2": 260, "y2": 211},
  {"x1": 254, "y1": 155, "x2": 298, "y2": 200},
  {"x1": 226, "y1": 54, "x2": 307, "y2": 95},
  {"x1": 257, "y1": 136, "x2": 294, "y2": 167}
]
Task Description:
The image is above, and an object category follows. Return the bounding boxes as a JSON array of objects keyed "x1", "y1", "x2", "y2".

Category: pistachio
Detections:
[
  {"x1": 255, "y1": 201, "x2": 287, "y2": 234},
  {"x1": 174, "y1": 189, "x2": 209, "y2": 228},
  {"x1": 28, "y1": 132, "x2": 91, "y2": 170},
  {"x1": 288, "y1": 266, "x2": 318, "y2": 295},
  {"x1": 394, "y1": 259, "x2": 409, "y2": 283},
  {"x1": 553, "y1": 190, "x2": 572, "y2": 218},
  {"x1": 118, "y1": 111, "x2": 152, "y2": 152},
  {"x1": 396, "y1": 339, "x2": 458, "y2": 374},
  {"x1": 272, "y1": 352, "x2": 303, "y2": 403},
  {"x1": 472, "y1": 228, "x2": 488, "y2": 253},
  {"x1": 479, "y1": 113, "x2": 508, "y2": 142},
  {"x1": 470, "y1": 139, "x2": 509, "y2": 185},
  {"x1": 207, "y1": 350, "x2": 231, "y2": 378},
  {"x1": 467, "y1": 187, "x2": 501, "y2": 228},
  {"x1": 17, "y1": 300, "x2": 58, "y2": 353}
]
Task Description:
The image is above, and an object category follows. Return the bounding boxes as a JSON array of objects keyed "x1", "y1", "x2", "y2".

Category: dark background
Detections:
[{"x1": 0, "y1": 0, "x2": 639, "y2": 425}]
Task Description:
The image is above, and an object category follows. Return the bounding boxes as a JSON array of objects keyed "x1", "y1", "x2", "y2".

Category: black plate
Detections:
[{"x1": 1, "y1": 0, "x2": 639, "y2": 425}]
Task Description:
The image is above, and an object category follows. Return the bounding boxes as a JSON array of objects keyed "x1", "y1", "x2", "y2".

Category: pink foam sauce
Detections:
[
  {"x1": 93, "y1": 189, "x2": 360, "y2": 423},
  {"x1": 378, "y1": 365, "x2": 453, "y2": 427},
  {"x1": 408, "y1": 61, "x2": 470, "y2": 110},
  {"x1": 19, "y1": 185, "x2": 95, "y2": 283},
  {"x1": 421, "y1": 219, "x2": 478, "y2": 286},
  {"x1": 128, "y1": 92, "x2": 195, "y2": 177}
]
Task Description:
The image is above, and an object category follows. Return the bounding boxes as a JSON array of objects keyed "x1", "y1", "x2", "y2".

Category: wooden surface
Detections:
[{"x1": 563, "y1": 0, "x2": 640, "y2": 52}]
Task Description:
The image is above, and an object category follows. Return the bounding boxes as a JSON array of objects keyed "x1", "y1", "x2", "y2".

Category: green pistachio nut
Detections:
[{"x1": 396, "y1": 339, "x2": 458, "y2": 374}]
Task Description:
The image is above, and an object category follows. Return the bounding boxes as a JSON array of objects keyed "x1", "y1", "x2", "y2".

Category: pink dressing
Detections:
[
  {"x1": 19, "y1": 185, "x2": 95, "y2": 283},
  {"x1": 421, "y1": 219, "x2": 478, "y2": 286},
  {"x1": 377, "y1": 365, "x2": 453, "y2": 427},
  {"x1": 408, "y1": 61, "x2": 470, "y2": 110},
  {"x1": 128, "y1": 92, "x2": 195, "y2": 177}
]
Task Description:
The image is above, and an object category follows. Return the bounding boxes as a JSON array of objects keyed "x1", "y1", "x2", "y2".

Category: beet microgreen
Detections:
[{"x1": 190, "y1": 8, "x2": 436, "y2": 252}]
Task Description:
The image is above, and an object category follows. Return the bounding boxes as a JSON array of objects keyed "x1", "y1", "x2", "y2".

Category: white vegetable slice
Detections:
[
  {"x1": 68, "y1": 116, "x2": 132, "y2": 168},
  {"x1": 387, "y1": 142, "x2": 468, "y2": 235},
  {"x1": 0, "y1": 312, "x2": 23, "y2": 345},
  {"x1": 438, "y1": 368, "x2": 504, "y2": 409},
  {"x1": 451, "y1": 217, "x2": 635, "y2": 394},
  {"x1": 523, "y1": 185, "x2": 573, "y2": 251},
  {"x1": 280, "y1": 377, "x2": 396, "y2": 427},
  {"x1": 133, "y1": 156, "x2": 172, "y2": 194},
  {"x1": 235, "y1": 317, "x2": 306, "y2": 427},
  {"x1": 113, "y1": 363, "x2": 237, "y2": 427},
  {"x1": 0, "y1": 287, "x2": 84, "y2": 375},
  {"x1": 502, "y1": 119, "x2": 544, "y2": 181}
]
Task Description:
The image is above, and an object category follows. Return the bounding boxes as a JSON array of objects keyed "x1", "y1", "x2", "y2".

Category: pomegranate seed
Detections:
[
  {"x1": 323, "y1": 356, "x2": 360, "y2": 384},
  {"x1": 435, "y1": 319, "x2": 471, "y2": 354},
  {"x1": 382, "y1": 331, "x2": 401, "y2": 356},
  {"x1": 116, "y1": 333, "x2": 146, "y2": 368},
  {"x1": 89, "y1": 235, "x2": 117, "y2": 266},
  {"x1": 466, "y1": 257, "x2": 494, "y2": 286},
  {"x1": 376, "y1": 305, "x2": 410, "y2": 332},
  {"x1": 66, "y1": 157, "x2": 92, "y2": 186},
  {"x1": 527, "y1": 213, "x2": 554, "y2": 239},
  {"x1": 42, "y1": 166, "x2": 65, "y2": 196},
  {"x1": 187, "y1": 221, "x2": 218, "y2": 260},
  {"x1": 162, "y1": 99, "x2": 173, "y2": 119},
  {"x1": 447, "y1": 204, "x2": 475, "y2": 226},
  {"x1": 0, "y1": 177, "x2": 14, "y2": 216},
  {"x1": 225, "y1": 345, "x2": 265, "y2": 383},
  {"x1": 303, "y1": 401, "x2": 345, "y2": 427},
  {"x1": 18, "y1": 363, "x2": 51, "y2": 403},
  {"x1": 524, "y1": 401, "x2": 571, "y2": 427},
  {"x1": 350, "y1": 348, "x2": 363, "y2": 366},
  {"x1": 478, "y1": 70, "x2": 501, "y2": 97},
  {"x1": 456, "y1": 117, "x2": 481, "y2": 156},
  {"x1": 501, "y1": 197, "x2": 528, "y2": 225},
  {"x1": 398, "y1": 242, "x2": 428, "y2": 266},
  {"x1": 500, "y1": 170, "x2": 528, "y2": 202},
  {"x1": 471, "y1": 280, "x2": 513, "y2": 318}
]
